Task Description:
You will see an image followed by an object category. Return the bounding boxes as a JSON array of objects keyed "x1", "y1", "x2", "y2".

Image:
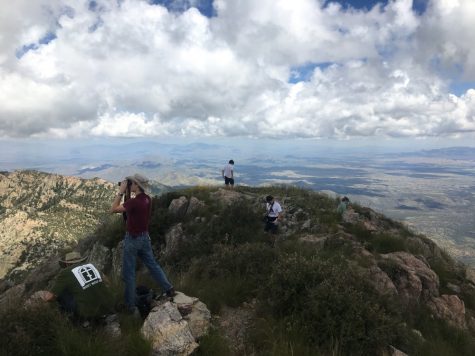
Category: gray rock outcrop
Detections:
[
  {"x1": 142, "y1": 301, "x2": 198, "y2": 356},
  {"x1": 88, "y1": 242, "x2": 111, "y2": 273},
  {"x1": 173, "y1": 292, "x2": 211, "y2": 339},
  {"x1": 111, "y1": 240, "x2": 124, "y2": 281},
  {"x1": 368, "y1": 266, "x2": 398, "y2": 296},
  {"x1": 186, "y1": 197, "x2": 205, "y2": 216},
  {"x1": 168, "y1": 197, "x2": 188, "y2": 217},
  {"x1": 427, "y1": 294, "x2": 467, "y2": 329},
  {"x1": 163, "y1": 224, "x2": 185, "y2": 257},
  {"x1": 210, "y1": 189, "x2": 243, "y2": 205},
  {"x1": 380, "y1": 252, "x2": 439, "y2": 304}
]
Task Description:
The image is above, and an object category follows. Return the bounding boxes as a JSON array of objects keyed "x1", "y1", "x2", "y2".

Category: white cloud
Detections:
[{"x1": 0, "y1": 0, "x2": 474, "y2": 139}]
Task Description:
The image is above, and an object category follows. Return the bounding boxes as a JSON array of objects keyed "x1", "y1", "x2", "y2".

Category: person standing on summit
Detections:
[
  {"x1": 222, "y1": 159, "x2": 235, "y2": 189},
  {"x1": 111, "y1": 173, "x2": 175, "y2": 315}
]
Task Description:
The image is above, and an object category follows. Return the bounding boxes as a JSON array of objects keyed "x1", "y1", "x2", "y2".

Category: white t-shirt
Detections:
[
  {"x1": 266, "y1": 201, "x2": 282, "y2": 217},
  {"x1": 223, "y1": 164, "x2": 234, "y2": 178}
]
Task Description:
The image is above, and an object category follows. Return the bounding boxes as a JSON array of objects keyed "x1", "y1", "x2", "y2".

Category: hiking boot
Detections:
[{"x1": 166, "y1": 288, "x2": 177, "y2": 299}]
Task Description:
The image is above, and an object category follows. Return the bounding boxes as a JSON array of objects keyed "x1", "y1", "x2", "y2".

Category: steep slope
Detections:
[{"x1": 0, "y1": 170, "x2": 115, "y2": 279}]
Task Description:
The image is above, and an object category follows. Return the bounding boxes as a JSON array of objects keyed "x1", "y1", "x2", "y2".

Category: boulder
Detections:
[
  {"x1": 342, "y1": 209, "x2": 360, "y2": 224},
  {"x1": 163, "y1": 224, "x2": 185, "y2": 257},
  {"x1": 389, "y1": 345, "x2": 408, "y2": 356},
  {"x1": 104, "y1": 314, "x2": 121, "y2": 338},
  {"x1": 168, "y1": 197, "x2": 188, "y2": 217},
  {"x1": 0, "y1": 283, "x2": 25, "y2": 311},
  {"x1": 186, "y1": 197, "x2": 205, "y2": 215},
  {"x1": 367, "y1": 266, "x2": 398, "y2": 296},
  {"x1": 184, "y1": 301, "x2": 211, "y2": 339},
  {"x1": 380, "y1": 252, "x2": 439, "y2": 304},
  {"x1": 111, "y1": 240, "x2": 124, "y2": 281},
  {"x1": 427, "y1": 295, "x2": 467, "y2": 329},
  {"x1": 88, "y1": 242, "x2": 111, "y2": 273},
  {"x1": 141, "y1": 301, "x2": 198, "y2": 356},
  {"x1": 24, "y1": 258, "x2": 61, "y2": 292},
  {"x1": 210, "y1": 189, "x2": 243, "y2": 205},
  {"x1": 173, "y1": 292, "x2": 211, "y2": 339}
]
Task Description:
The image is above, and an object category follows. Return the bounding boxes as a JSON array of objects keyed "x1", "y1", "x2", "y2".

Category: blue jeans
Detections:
[{"x1": 122, "y1": 232, "x2": 173, "y2": 309}]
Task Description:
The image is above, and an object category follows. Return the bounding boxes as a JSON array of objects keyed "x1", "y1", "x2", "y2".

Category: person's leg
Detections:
[
  {"x1": 138, "y1": 234, "x2": 173, "y2": 293},
  {"x1": 264, "y1": 218, "x2": 271, "y2": 232},
  {"x1": 122, "y1": 234, "x2": 138, "y2": 311},
  {"x1": 265, "y1": 217, "x2": 275, "y2": 232},
  {"x1": 230, "y1": 178, "x2": 234, "y2": 189}
]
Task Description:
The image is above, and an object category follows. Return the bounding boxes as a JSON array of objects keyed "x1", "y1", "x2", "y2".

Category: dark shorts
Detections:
[
  {"x1": 264, "y1": 216, "x2": 278, "y2": 234},
  {"x1": 224, "y1": 177, "x2": 234, "y2": 185}
]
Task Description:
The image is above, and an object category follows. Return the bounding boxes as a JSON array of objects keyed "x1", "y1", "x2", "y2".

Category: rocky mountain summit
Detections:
[
  {"x1": 1, "y1": 184, "x2": 475, "y2": 355},
  {"x1": 0, "y1": 170, "x2": 115, "y2": 279}
]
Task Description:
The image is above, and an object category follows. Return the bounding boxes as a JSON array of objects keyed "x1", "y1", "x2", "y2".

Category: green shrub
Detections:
[
  {"x1": 344, "y1": 223, "x2": 373, "y2": 241},
  {"x1": 428, "y1": 254, "x2": 459, "y2": 289},
  {"x1": 163, "y1": 198, "x2": 268, "y2": 271},
  {"x1": 460, "y1": 285, "x2": 475, "y2": 310},
  {"x1": 0, "y1": 303, "x2": 65, "y2": 356},
  {"x1": 172, "y1": 243, "x2": 276, "y2": 313},
  {"x1": 407, "y1": 305, "x2": 475, "y2": 356},
  {"x1": 95, "y1": 215, "x2": 125, "y2": 248},
  {"x1": 0, "y1": 294, "x2": 150, "y2": 356},
  {"x1": 195, "y1": 327, "x2": 232, "y2": 356},
  {"x1": 367, "y1": 233, "x2": 407, "y2": 254},
  {"x1": 248, "y1": 316, "x2": 326, "y2": 356},
  {"x1": 265, "y1": 253, "x2": 401, "y2": 355}
]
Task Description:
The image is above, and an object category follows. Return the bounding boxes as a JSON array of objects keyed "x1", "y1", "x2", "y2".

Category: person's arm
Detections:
[
  {"x1": 28, "y1": 290, "x2": 56, "y2": 303},
  {"x1": 222, "y1": 169, "x2": 225, "y2": 177},
  {"x1": 274, "y1": 203, "x2": 283, "y2": 223},
  {"x1": 230, "y1": 167, "x2": 233, "y2": 178},
  {"x1": 42, "y1": 291, "x2": 56, "y2": 302},
  {"x1": 111, "y1": 180, "x2": 127, "y2": 213}
]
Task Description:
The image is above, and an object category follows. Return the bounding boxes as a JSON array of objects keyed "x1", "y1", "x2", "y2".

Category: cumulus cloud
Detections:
[{"x1": 0, "y1": 0, "x2": 474, "y2": 139}]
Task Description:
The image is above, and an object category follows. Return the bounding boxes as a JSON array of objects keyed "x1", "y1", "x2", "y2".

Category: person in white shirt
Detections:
[
  {"x1": 264, "y1": 195, "x2": 282, "y2": 234},
  {"x1": 222, "y1": 159, "x2": 235, "y2": 189}
]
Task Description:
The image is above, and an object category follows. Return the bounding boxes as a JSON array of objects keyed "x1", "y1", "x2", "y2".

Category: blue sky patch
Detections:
[
  {"x1": 450, "y1": 82, "x2": 475, "y2": 97},
  {"x1": 325, "y1": 0, "x2": 389, "y2": 11},
  {"x1": 150, "y1": 0, "x2": 215, "y2": 17},
  {"x1": 289, "y1": 62, "x2": 334, "y2": 83},
  {"x1": 326, "y1": 0, "x2": 428, "y2": 14},
  {"x1": 16, "y1": 32, "x2": 57, "y2": 58},
  {"x1": 39, "y1": 32, "x2": 57, "y2": 45}
]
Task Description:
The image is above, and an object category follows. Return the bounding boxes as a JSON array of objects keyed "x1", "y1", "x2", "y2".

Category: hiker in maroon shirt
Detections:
[{"x1": 111, "y1": 173, "x2": 175, "y2": 314}]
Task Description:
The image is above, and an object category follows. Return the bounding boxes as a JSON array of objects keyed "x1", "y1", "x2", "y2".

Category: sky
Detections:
[{"x1": 1, "y1": 0, "x2": 475, "y2": 145}]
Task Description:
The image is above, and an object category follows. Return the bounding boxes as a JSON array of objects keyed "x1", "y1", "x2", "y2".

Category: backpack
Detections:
[{"x1": 135, "y1": 285, "x2": 156, "y2": 318}]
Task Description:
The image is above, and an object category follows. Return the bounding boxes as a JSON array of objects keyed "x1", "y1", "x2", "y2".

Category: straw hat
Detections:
[
  {"x1": 60, "y1": 251, "x2": 87, "y2": 264},
  {"x1": 125, "y1": 173, "x2": 150, "y2": 192}
]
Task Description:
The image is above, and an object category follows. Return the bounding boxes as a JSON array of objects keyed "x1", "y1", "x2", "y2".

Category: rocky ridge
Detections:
[{"x1": 0, "y1": 170, "x2": 115, "y2": 279}]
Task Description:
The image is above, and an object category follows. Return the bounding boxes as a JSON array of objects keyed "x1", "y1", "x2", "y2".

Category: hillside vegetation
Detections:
[
  {"x1": 2, "y1": 185, "x2": 475, "y2": 355},
  {"x1": 0, "y1": 170, "x2": 115, "y2": 280}
]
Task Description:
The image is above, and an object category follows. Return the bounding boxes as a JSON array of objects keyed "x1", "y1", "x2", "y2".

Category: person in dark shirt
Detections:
[
  {"x1": 111, "y1": 173, "x2": 175, "y2": 314},
  {"x1": 39, "y1": 251, "x2": 114, "y2": 320}
]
